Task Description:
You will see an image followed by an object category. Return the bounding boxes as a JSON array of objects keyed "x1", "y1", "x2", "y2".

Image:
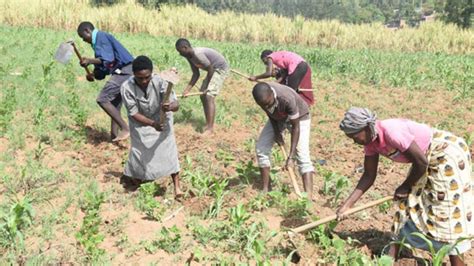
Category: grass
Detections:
[
  {"x1": 1, "y1": 0, "x2": 473, "y2": 54},
  {"x1": 0, "y1": 23, "x2": 472, "y2": 264}
]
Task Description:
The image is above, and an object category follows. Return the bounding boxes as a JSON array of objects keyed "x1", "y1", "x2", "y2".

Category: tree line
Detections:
[{"x1": 93, "y1": 0, "x2": 472, "y2": 28}]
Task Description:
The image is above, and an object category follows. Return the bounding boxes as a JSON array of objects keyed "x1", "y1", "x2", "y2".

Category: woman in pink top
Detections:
[
  {"x1": 337, "y1": 107, "x2": 473, "y2": 266},
  {"x1": 249, "y1": 50, "x2": 314, "y2": 106}
]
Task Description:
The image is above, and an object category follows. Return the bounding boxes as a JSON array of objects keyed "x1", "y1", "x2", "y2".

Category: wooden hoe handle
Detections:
[
  {"x1": 230, "y1": 69, "x2": 251, "y2": 79},
  {"x1": 70, "y1": 42, "x2": 93, "y2": 76},
  {"x1": 159, "y1": 82, "x2": 174, "y2": 126},
  {"x1": 290, "y1": 196, "x2": 393, "y2": 234},
  {"x1": 279, "y1": 144, "x2": 302, "y2": 197}
]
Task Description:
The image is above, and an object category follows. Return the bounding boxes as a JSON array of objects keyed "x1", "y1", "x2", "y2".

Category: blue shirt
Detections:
[{"x1": 93, "y1": 31, "x2": 134, "y2": 75}]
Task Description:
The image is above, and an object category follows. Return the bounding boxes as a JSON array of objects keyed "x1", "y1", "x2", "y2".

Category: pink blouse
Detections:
[
  {"x1": 364, "y1": 119, "x2": 432, "y2": 163},
  {"x1": 268, "y1": 51, "x2": 305, "y2": 75}
]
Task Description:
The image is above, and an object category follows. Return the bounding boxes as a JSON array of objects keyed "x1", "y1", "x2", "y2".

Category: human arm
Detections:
[
  {"x1": 394, "y1": 142, "x2": 429, "y2": 200},
  {"x1": 336, "y1": 154, "x2": 379, "y2": 219},
  {"x1": 270, "y1": 118, "x2": 284, "y2": 145},
  {"x1": 162, "y1": 100, "x2": 179, "y2": 112},
  {"x1": 249, "y1": 59, "x2": 274, "y2": 81},
  {"x1": 80, "y1": 57, "x2": 102, "y2": 67},
  {"x1": 284, "y1": 118, "x2": 300, "y2": 170},
  {"x1": 276, "y1": 69, "x2": 288, "y2": 84},
  {"x1": 183, "y1": 60, "x2": 200, "y2": 96},
  {"x1": 130, "y1": 112, "x2": 163, "y2": 131}
]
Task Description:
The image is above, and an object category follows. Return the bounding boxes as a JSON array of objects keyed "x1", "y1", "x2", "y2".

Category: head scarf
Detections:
[{"x1": 339, "y1": 107, "x2": 377, "y2": 139}]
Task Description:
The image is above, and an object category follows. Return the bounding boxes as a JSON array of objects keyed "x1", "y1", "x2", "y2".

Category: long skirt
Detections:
[{"x1": 393, "y1": 129, "x2": 473, "y2": 250}]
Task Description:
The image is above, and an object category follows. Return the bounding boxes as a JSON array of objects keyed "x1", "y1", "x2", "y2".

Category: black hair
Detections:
[
  {"x1": 252, "y1": 82, "x2": 272, "y2": 103},
  {"x1": 260, "y1": 49, "x2": 273, "y2": 59},
  {"x1": 77, "y1": 21, "x2": 95, "y2": 33},
  {"x1": 175, "y1": 38, "x2": 191, "y2": 49},
  {"x1": 132, "y1": 55, "x2": 153, "y2": 72}
]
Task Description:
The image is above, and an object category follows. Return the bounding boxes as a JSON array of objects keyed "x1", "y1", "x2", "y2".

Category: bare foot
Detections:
[
  {"x1": 112, "y1": 130, "x2": 130, "y2": 142},
  {"x1": 201, "y1": 128, "x2": 214, "y2": 136},
  {"x1": 174, "y1": 189, "x2": 184, "y2": 202}
]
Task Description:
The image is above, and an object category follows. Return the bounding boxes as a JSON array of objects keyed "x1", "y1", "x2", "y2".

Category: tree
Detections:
[{"x1": 443, "y1": 0, "x2": 472, "y2": 28}]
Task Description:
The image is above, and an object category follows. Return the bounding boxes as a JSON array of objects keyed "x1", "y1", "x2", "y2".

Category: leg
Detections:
[
  {"x1": 171, "y1": 172, "x2": 183, "y2": 198},
  {"x1": 388, "y1": 243, "x2": 400, "y2": 260},
  {"x1": 302, "y1": 172, "x2": 313, "y2": 199},
  {"x1": 200, "y1": 94, "x2": 209, "y2": 130},
  {"x1": 202, "y1": 69, "x2": 226, "y2": 134},
  {"x1": 256, "y1": 121, "x2": 275, "y2": 192},
  {"x1": 205, "y1": 95, "x2": 216, "y2": 133},
  {"x1": 260, "y1": 167, "x2": 271, "y2": 192},
  {"x1": 110, "y1": 95, "x2": 122, "y2": 139},
  {"x1": 111, "y1": 119, "x2": 119, "y2": 140},
  {"x1": 97, "y1": 81, "x2": 129, "y2": 141},
  {"x1": 449, "y1": 255, "x2": 465, "y2": 266},
  {"x1": 295, "y1": 119, "x2": 315, "y2": 199},
  {"x1": 97, "y1": 101, "x2": 130, "y2": 141}
]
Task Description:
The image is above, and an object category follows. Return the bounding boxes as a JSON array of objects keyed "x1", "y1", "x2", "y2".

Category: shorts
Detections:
[
  {"x1": 96, "y1": 64, "x2": 132, "y2": 105},
  {"x1": 398, "y1": 220, "x2": 472, "y2": 255},
  {"x1": 200, "y1": 68, "x2": 228, "y2": 97}
]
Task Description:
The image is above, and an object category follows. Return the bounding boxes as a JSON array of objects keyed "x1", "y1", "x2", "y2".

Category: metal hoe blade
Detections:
[
  {"x1": 159, "y1": 69, "x2": 180, "y2": 85},
  {"x1": 54, "y1": 42, "x2": 74, "y2": 64}
]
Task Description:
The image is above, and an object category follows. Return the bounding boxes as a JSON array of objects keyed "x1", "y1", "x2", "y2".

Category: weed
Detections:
[
  {"x1": 144, "y1": 225, "x2": 182, "y2": 254},
  {"x1": 114, "y1": 235, "x2": 130, "y2": 251},
  {"x1": 280, "y1": 197, "x2": 311, "y2": 220},
  {"x1": 75, "y1": 183, "x2": 105, "y2": 261},
  {"x1": 247, "y1": 193, "x2": 272, "y2": 211},
  {"x1": 0, "y1": 84, "x2": 16, "y2": 136},
  {"x1": 135, "y1": 182, "x2": 165, "y2": 221}
]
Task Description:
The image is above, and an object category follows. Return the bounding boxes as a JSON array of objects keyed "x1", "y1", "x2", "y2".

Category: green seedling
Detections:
[
  {"x1": 205, "y1": 176, "x2": 229, "y2": 218},
  {"x1": 228, "y1": 203, "x2": 250, "y2": 227},
  {"x1": 0, "y1": 196, "x2": 34, "y2": 251},
  {"x1": 236, "y1": 160, "x2": 260, "y2": 185},
  {"x1": 215, "y1": 149, "x2": 235, "y2": 167}
]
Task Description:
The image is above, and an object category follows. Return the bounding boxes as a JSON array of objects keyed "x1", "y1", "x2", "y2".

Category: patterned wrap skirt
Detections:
[{"x1": 393, "y1": 129, "x2": 473, "y2": 249}]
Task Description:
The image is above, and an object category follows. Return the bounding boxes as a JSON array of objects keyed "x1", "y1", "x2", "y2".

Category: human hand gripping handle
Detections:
[
  {"x1": 394, "y1": 184, "x2": 410, "y2": 200},
  {"x1": 336, "y1": 202, "x2": 353, "y2": 221},
  {"x1": 248, "y1": 76, "x2": 258, "y2": 82},
  {"x1": 70, "y1": 41, "x2": 94, "y2": 82},
  {"x1": 182, "y1": 84, "x2": 193, "y2": 97}
]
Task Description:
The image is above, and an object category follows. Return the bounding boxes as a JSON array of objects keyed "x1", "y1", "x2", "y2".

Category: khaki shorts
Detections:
[{"x1": 200, "y1": 68, "x2": 228, "y2": 97}]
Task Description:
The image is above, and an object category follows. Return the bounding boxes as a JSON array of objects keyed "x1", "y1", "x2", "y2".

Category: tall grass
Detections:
[{"x1": 0, "y1": 0, "x2": 472, "y2": 54}]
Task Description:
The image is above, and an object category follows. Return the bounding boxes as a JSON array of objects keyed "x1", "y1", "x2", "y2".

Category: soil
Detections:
[{"x1": 16, "y1": 76, "x2": 474, "y2": 265}]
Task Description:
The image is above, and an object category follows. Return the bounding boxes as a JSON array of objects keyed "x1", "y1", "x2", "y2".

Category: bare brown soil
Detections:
[{"x1": 20, "y1": 76, "x2": 474, "y2": 265}]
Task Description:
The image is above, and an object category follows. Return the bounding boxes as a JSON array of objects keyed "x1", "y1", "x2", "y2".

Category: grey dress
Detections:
[{"x1": 120, "y1": 74, "x2": 180, "y2": 180}]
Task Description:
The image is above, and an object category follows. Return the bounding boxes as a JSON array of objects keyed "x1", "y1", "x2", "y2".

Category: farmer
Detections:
[
  {"x1": 175, "y1": 38, "x2": 229, "y2": 135},
  {"x1": 249, "y1": 50, "x2": 314, "y2": 106},
  {"x1": 77, "y1": 21, "x2": 133, "y2": 142},
  {"x1": 120, "y1": 55, "x2": 182, "y2": 197},
  {"x1": 252, "y1": 82, "x2": 315, "y2": 199},
  {"x1": 337, "y1": 107, "x2": 473, "y2": 266}
]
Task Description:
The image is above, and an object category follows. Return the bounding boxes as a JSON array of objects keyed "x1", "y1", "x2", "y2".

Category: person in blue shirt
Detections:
[{"x1": 77, "y1": 21, "x2": 133, "y2": 142}]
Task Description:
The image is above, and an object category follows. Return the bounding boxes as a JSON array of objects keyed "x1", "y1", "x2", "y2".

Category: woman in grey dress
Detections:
[{"x1": 120, "y1": 56, "x2": 182, "y2": 197}]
